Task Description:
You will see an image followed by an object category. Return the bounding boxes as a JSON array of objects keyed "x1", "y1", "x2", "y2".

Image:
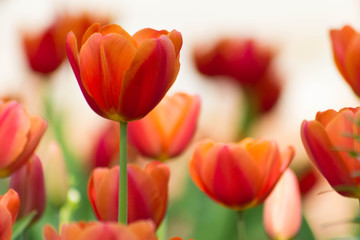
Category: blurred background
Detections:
[{"x1": 1, "y1": 0, "x2": 360, "y2": 239}]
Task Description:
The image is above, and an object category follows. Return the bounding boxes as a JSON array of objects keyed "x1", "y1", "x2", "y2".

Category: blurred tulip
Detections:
[
  {"x1": 0, "y1": 189, "x2": 20, "y2": 240},
  {"x1": 189, "y1": 138, "x2": 294, "y2": 210},
  {"x1": 66, "y1": 24, "x2": 182, "y2": 122},
  {"x1": 301, "y1": 107, "x2": 360, "y2": 198},
  {"x1": 330, "y1": 25, "x2": 360, "y2": 97},
  {"x1": 22, "y1": 12, "x2": 110, "y2": 75},
  {"x1": 193, "y1": 37, "x2": 273, "y2": 85},
  {"x1": 0, "y1": 101, "x2": 47, "y2": 177},
  {"x1": 263, "y1": 169, "x2": 302, "y2": 240},
  {"x1": 128, "y1": 92, "x2": 201, "y2": 161},
  {"x1": 88, "y1": 161, "x2": 169, "y2": 228},
  {"x1": 43, "y1": 220, "x2": 157, "y2": 240},
  {"x1": 44, "y1": 141, "x2": 69, "y2": 208},
  {"x1": 297, "y1": 165, "x2": 318, "y2": 196},
  {"x1": 9, "y1": 155, "x2": 46, "y2": 222}
]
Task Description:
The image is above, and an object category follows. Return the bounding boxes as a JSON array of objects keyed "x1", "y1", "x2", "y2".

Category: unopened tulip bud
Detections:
[
  {"x1": 264, "y1": 169, "x2": 302, "y2": 240},
  {"x1": 44, "y1": 141, "x2": 69, "y2": 208}
]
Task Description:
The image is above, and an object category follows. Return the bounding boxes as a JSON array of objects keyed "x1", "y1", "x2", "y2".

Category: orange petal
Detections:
[
  {"x1": 0, "y1": 189, "x2": 20, "y2": 224},
  {"x1": 345, "y1": 34, "x2": 360, "y2": 96},
  {"x1": 43, "y1": 225, "x2": 60, "y2": 240},
  {"x1": 0, "y1": 205, "x2": 12, "y2": 240},
  {"x1": 120, "y1": 36, "x2": 177, "y2": 121},
  {"x1": 81, "y1": 23, "x2": 100, "y2": 46},
  {"x1": 316, "y1": 109, "x2": 338, "y2": 127},
  {"x1": 128, "y1": 220, "x2": 157, "y2": 240},
  {"x1": 329, "y1": 25, "x2": 356, "y2": 82},
  {"x1": 133, "y1": 28, "x2": 169, "y2": 46},
  {"x1": 0, "y1": 102, "x2": 30, "y2": 169},
  {"x1": 301, "y1": 120, "x2": 355, "y2": 189},
  {"x1": 100, "y1": 24, "x2": 137, "y2": 47},
  {"x1": 167, "y1": 30, "x2": 183, "y2": 57}
]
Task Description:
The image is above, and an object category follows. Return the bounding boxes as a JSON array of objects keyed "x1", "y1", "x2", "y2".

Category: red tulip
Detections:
[
  {"x1": 43, "y1": 220, "x2": 157, "y2": 240},
  {"x1": 263, "y1": 169, "x2": 302, "y2": 240},
  {"x1": 301, "y1": 107, "x2": 360, "y2": 198},
  {"x1": 189, "y1": 138, "x2": 294, "y2": 210},
  {"x1": 330, "y1": 25, "x2": 360, "y2": 97},
  {"x1": 0, "y1": 189, "x2": 20, "y2": 240},
  {"x1": 128, "y1": 92, "x2": 201, "y2": 161},
  {"x1": 22, "y1": 12, "x2": 110, "y2": 75},
  {"x1": 88, "y1": 162, "x2": 169, "y2": 228},
  {"x1": 9, "y1": 155, "x2": 46, "y2": 222},
  {"x1": 0, "y1": 101, "x2": 47, "y2": 177},
  {"x1": 66, "y1": 24, "x2": 182, "y2": 122},
  {"x1": 193, "y1": 37, "x2": 273, "y2": 85}
]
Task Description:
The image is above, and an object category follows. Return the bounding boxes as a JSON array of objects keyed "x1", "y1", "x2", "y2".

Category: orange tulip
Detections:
[
  {"x1": 88, "y1": 162, "x2": 169, "y2": 228},
  {"x1": 0, "y1": 189, "x2": 20, "y2": 240},
  {"x1": 43, "y1": 220, "x2": 157, "y2": 240},
  {"x1": 301, "y1": 107, "x2": 360, "y2": 198},
  {"x1": 9, "y1": 155, "x2": 46, "y2": 222},
  {"x1": 330, "y1": 25, "x2": 360, "y2": 97},
  {"x1": 189, "y1": 138, "x2": 294, "y2": 210},
  {"x1": 0, "y1": 101, "x2": 47, "y2": 177},
  {"x1": 128, "y1": 92, "x2": 201, "y2": 161},
  {"x1": 23, "y1": 12, "x2": 110, "y2": 75},
  {"x1": 66, "y1": 24, "x2": 182, "y2": 122},
  {"x1": 263, "y1": 169, "x2": 302, "y2": 240}
]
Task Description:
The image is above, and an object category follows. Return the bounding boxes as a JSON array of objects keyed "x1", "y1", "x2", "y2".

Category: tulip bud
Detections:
[
  {"x1": 263, "y1": 169, "x2": 302, "y2": 240},
  {"x1": 9, "y1": 155, "x2": 46, "y2": 223},
  {"x1": 44, "y1": 141, "x2": 69, "y2": 208},
  {"x1": 0, "y1": 189, "x2": 20, "y2": 240}
]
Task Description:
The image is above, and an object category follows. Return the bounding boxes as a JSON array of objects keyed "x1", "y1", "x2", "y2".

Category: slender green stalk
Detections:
[
  {"x1": 237, "y1": 211, "x2": 247, "y2": 240},
  {"x1": 119, "y1": 121, "x2": 128, "y2": 224},
  {"x1": 237, "y1": 89, "x2": 258, "y2": 140},
  {"x1": 157, "y1": 214, "x2": 168, "y2": 240}
]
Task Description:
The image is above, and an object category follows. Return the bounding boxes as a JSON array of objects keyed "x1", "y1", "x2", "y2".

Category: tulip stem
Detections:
[
  {"x1": 119, "y1": 121, "x2": 128, "y2": 224},
  {"x1": 237, "y1": 211, "x2": 247, "y2": 240},
  {"x1": 237, "y1": 89, "x2": 258, "y2": 139}
]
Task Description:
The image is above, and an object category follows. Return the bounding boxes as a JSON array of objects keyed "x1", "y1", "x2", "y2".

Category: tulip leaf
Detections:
[{"x1": 12, "y1": 211, "x2": 36, "y2": 240}]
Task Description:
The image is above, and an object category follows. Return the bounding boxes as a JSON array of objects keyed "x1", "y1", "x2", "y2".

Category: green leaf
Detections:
[{"x1": 12, "y1": 211, "x2": 36, "y2": 240}]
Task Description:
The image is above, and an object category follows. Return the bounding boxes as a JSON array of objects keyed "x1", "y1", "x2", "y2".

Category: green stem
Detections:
[
  {"x1": 237, "y1": 88, "x2": 258, "y2": 140},
  {"x1": 237, "y1": 211, "x2": 247, "y2": 240},
  {"x1": 157, "y1": 214, "x2": 167, "y2": 240},
  {"x1": 119, "y1": 121, "x2": 128, "y2": 224}
]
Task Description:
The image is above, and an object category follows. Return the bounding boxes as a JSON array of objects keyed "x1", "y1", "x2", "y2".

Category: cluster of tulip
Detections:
[{"x1": 2, "y1": 5, "x2": 360, "y2": 240}]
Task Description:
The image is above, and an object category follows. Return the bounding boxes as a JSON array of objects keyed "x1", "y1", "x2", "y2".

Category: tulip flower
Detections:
[
  {"x1": 189, "y1": 138, "x2": 294, "y2": 210},
  {"x1": 44, "y1": 141, "x2": 69, "y2": 208},
  {"x1": 88, "y1": 161, "x2": 169, "y2": 228},
  {"x1": 0, "y1": 100, "x2": 47, "y2": 177},
  {"x1": 330, "y1": 25, "x2": 360, "y2": 97},
  {"x1": 263, "y1": 169, "x2": 302, "y2": 240},
  {"x1": 0, "y1": 189, "x2": 20, "y2": 240},
  {"x1": 9, "y1": 155, "x2": 46, "y2": 222},
  {"x1": 301, "y1": 107, "x2": 360, "y2": 198},
  {"x1": 193, "y1": 37, "x2": 273, "y2": 85},
  {"x1": 128, "y1": 92, "x2": 201, "y2": 161},
  {"x1": 23, "y1": 12, "x2": 110, "y2": 75},
  {"x1": 66, "y1": 23, "x2": 182, "y2": 122},
  {"x1": 43, "y1": 220, "x2": 157, "y2": 240}
]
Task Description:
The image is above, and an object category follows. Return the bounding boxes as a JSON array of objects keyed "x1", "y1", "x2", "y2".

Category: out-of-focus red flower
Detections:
[
  {"x1": 66, "y1": 24, "x2": 182, "y2": 122},
  {"x1": 0, "y1": 189, "x2": 20, "y2": 240},
  {"x1": 189, "y1": 138, "x2": 294, "y2": 210},
  {"x1": 330, "y1": 25, "x2": 360, "y2": 97},
  {"x1": 0, "y1": 101, "x2": 47, "y2": 177},
  {"x1": 9, "y1": 155, "x2": 46, "y2": 223},
  {"x1": 297, "y1": 165, "x2": 318, "y2": 196},
  {"x1": 301, "y1": 107, "x2": 360, "y2": 198},
  {"x1": 88, "y1": 162, "x2": 169, "y2": 229},
  {"x1": 194, "y1": 38, "x2": 273, "y2": 85},
  {"x1": 128, "y1": 92, "x2": 201, "y2": 161},
  {"x1": 263, "y1": 169, "x2": 302, "y2": 240},
  {"x1": 43, "y1": 220, "x2": 157, "y2": 240},
  {"x1": 22, "y1": 12, "x2": 110, "y2": 75}
]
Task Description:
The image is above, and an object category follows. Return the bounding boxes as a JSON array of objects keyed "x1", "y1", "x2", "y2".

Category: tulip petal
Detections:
[
  {"x1": 345, "y1": 34, "x2": 360, "y2": 96},
  {"x1": 77, "y1": 224, "x2": 133, "y2": 240},
  {"x1": 132, "y1": 28, "x2": 169, "y2": 46},
  {"x1": 81, "y1": 23, "x2": 100, "y2": 46},
  {"x1": 0, "y1": 189, "x2": 20, "y2": 224},
  {"x1": 66, "y1": 32, "x2": 106, "y2": 118},
  {"x1": 0, "y1": 102, "x2": 30, "y2": 169},
  {"x1": 316, "y1": 109, "x2": 338, "y2": 127},
  {"x1": 167, "y1": 30, "x2": 183, "y2": 57},
  {"x1": 330, "y1": 25, "x2": 356, "y2": 81},
  {"x1": 80, "y1": 33, "x2": 136, "y2": 121},
  {"x1": 0, "y1": 205, "x2": 12, "y2": 240},
  {"x1": 43, "y1": 225, "x2": 60, "y2": 240},
  {"x1": 301, "y1": 120, "x2": 355, "y2": 187},
  {"x1": 128, "y1": 220, "x2": 157, "y2": 240},
  {"x1": 120, "y1": 36, "x2": 177, "y2": 121},
  {"x1": 100, "y1": 24, "x2": 137, "y2": 48}
]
